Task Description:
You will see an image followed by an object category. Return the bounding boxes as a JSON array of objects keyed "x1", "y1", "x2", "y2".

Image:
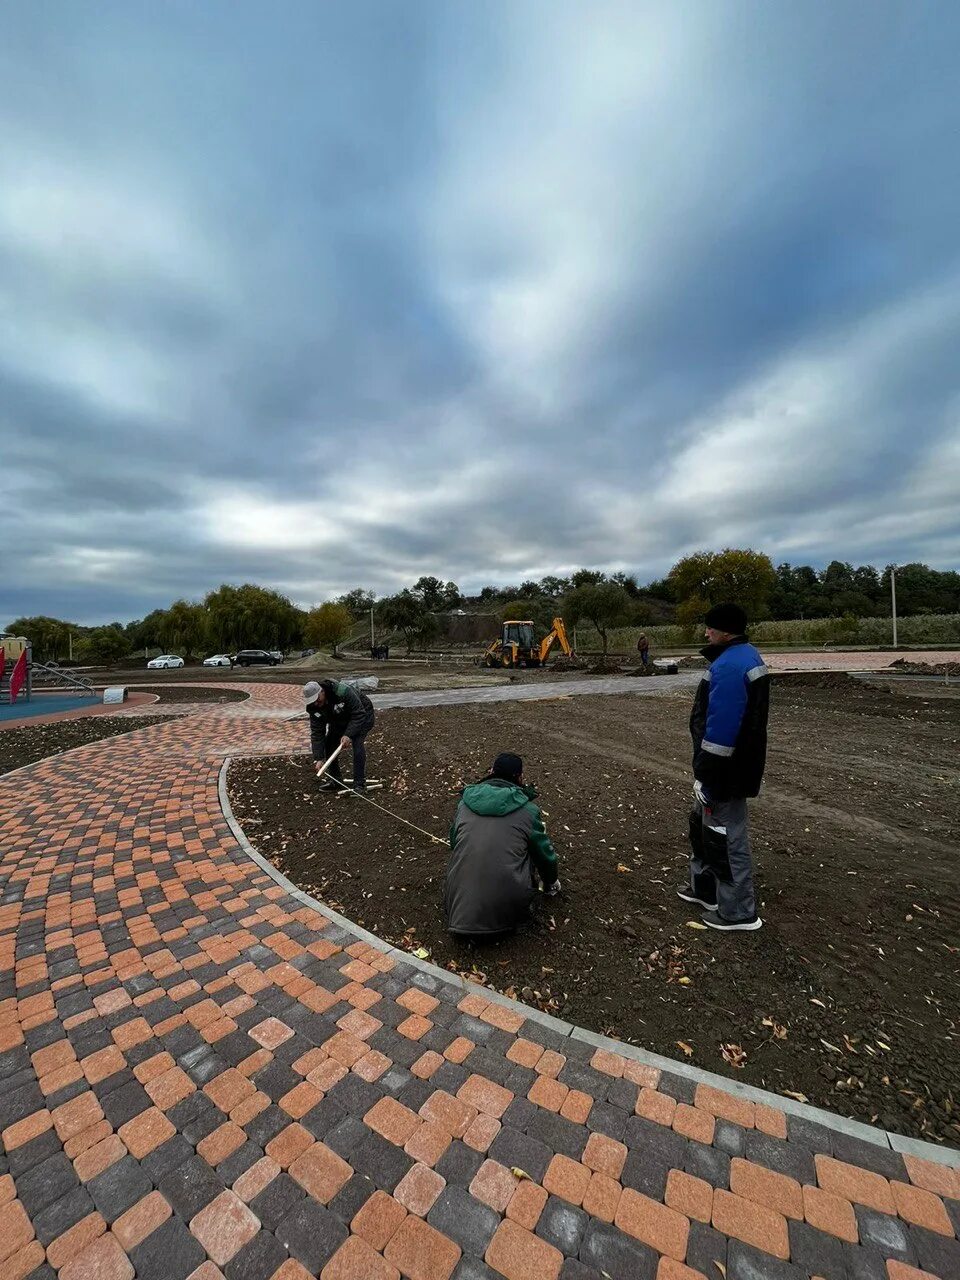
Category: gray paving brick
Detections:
[
  {"x1": 158, "y1": 1156, "x2": 224, "y2": 1222},
  {"x1": 744, "y1": 1129, "x2": 816, "y2": 1184},
  {"x1": 328, "y1": 1172, "x2": 377, "y2": 1225},
  {"x1": 713, "y1": 1119, "x2": 746, "y2": 1157},
  {"x1": 559, "y1": 1261, "x2": 602, "y2": 1280},
  {"x1": 275, "y1": 1199, "x2": 348, "y2": 1273},
  {"x1": 33, "y1": 1186, "x2": 95, "y2": 1246},
  {"x1": 350, "y1": 1131, "x2": 414, "y2": 1192},
  {"x1": 604, "y1": 1079, "x2": 639, "y2": 1113},
  {"x1": 301, "y1": 1096, "x2": 347, "y2": 1140},
  {"x1": 224, "y1": 1228, "x2": 288, "y2": 1280},
  {"x1": 324, "y1": 1116, "x2": 371, "y2": 1159},
  {"x1": 8, "y1": 1131, "x2": 61, "y2": 1177},
  {"x1": 585, "y1": 1100, "x2": 627, "y2": 1141},
  {"x1": 831, "y1": 1131, "x2": 906, "y2": 1180},
  {"x1": 536, "y1": 1196, "x2": 588, "y2": 1257},
  {"x1": 727, "y1": 1241, "x2": 805, "y2": 1280},
  {"x1": 687, "y1": 1220, "x2": 727, "y2": 1277},
  {"x1": 788, "y1": 1219, "x2": 846, "y2": 1278},
  {"x1": 579, "y1": 1219, "x2": 657, "y2": 1280},
  {"x1": 526, "y1": 1108, "x2": 588, "y2": 1160},
  {"x1": 621, "y1": 1148, "x2": 671, "y2": 1200},
  {"x1": 131, "y1": 1214, "x2": 206, "y2": 1280},
  {"x1": 453, "y1": 1259, "x2": 499, "y2": 1280},
  {"x1": 16, "y1": 1153, "x2": 79, "y2": 1217},
  {"x1": 854, "y1": 1206, "x2": 916, "y2": 1261},
  {"x1": 249, "y1": 1172, "x2": 306, "y2": 1231},
  {"x1": 684, "y1": 1139, "x2": 731, "y2": 1189},
  {"x1": 488, "y1": 1126, "x2": 553, "y2": 1184},
  {"x1": 141, "y1": 1135, "x2": 193, "y2": 1182},
  {"x1": 427, "y1": 1185, "x2": 500, "y2": 1256},
  {"x1": 623, "y1": 1115, "x2": 686, "y2": 1166},
  {"x1": 435, "y1": 1139, "x2": 485, "y2": 1188},
  {"x1": 843, "y1": 1242, "x2": 890, "y2": 1280},
  {"x1": 910, "y1": 1224, "x2": 960, "y2": 1278}
]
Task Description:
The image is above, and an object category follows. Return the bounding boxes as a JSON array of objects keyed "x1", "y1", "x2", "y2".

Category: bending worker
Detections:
[
  {"x1": 302, "y1": 679, "x2": 375, "y2": 794},
  {"x1": 445, "y1": 752, "x2": 560, "y2": 938},
  {"x1": 680, "y1": 602, "x2": 770, "y2": 931}
]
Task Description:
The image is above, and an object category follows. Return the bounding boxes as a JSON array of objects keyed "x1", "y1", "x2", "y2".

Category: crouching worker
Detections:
[
  {"x1": 303, "y1": 679, "x2": 375, "y2": 794},
  {"x1": 445, "y1": 752, "x2": 560, "y2": 938}
]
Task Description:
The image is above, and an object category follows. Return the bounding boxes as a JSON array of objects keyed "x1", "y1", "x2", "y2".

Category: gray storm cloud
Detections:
[{"x1": 1, "y1": 1, "x2": 958, "y2": 623}]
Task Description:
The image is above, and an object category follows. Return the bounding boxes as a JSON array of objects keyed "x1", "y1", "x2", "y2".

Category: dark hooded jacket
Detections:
[
  {"x1": 689, "y1": 635, "x2": 769, "y2": 800},
  {"x1": 307, "y1": 679, "x2": 375, "y2": 760},
  {"x1": 445, "y1": 778, "x2": 558, "y2": 936}
]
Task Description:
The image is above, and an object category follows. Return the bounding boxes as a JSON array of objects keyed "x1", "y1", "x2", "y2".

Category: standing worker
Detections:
[
  {"x1": 303, "y1": 679, "x2": 375, "y2": 794},
  {"x1": 679, "y1": 603, "x2": 769, "y2": 931},
  {"x1": 446, "y1": 752, "x2": 560, "y2": 938},
  {"x1": 636, "y1": 631, "x2": 650, "y2": 667}
]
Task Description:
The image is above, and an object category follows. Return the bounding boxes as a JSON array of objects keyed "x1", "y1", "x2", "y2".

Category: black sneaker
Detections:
[
  {"x1": 317, "y1": 778, "x2": 340, "y2": 792},
  {"x1": 350, "y1": 782, "x2": 367, "y2": 795},
  {"x1": 676, "y1": 885, "x2": 718, "y2": 911},
  {"x1": 701, "y1": 910, "x2": 762, "y2": 932}
]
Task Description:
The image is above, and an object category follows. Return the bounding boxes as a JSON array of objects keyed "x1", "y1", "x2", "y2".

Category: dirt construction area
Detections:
[{"x1": 228, "y1": 675, "x2": 960, "y2": 1147}]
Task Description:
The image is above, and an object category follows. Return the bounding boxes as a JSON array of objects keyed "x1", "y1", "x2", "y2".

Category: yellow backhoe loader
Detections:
[{"x1": 482, "y1": 617, "x2": 574, "y2": 668}]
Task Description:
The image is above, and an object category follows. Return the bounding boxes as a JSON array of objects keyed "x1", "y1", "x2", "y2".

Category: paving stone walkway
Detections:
[{"x1": 2, "y1": 681, "x2": 959, "y2": 1280}]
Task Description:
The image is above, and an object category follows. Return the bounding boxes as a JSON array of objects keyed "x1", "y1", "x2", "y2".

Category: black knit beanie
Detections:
[
  {"x1": 491, "y1": 752, "x2": 523, "y2": 782},
  {"x1": 704, "y1": 602, "x2": 747, "y2": 634}
]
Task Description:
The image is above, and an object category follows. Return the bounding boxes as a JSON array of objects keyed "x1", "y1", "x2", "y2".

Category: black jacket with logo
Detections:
[{"x1": 308, "y1": 679, "x2": 375, "y2": 759}]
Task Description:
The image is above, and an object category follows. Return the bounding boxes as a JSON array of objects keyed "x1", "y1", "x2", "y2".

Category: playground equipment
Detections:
[{"x1": 0, "y1": 634, "x2": 96, "y2": 706}]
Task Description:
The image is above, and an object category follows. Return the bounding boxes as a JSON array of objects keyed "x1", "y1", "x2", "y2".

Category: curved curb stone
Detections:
[{"x1": 218, "y1": 759, "x2": 960, "y2": 1171}]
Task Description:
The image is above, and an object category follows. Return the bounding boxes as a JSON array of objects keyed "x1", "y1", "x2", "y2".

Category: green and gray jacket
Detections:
[
  {"x1": 445, "y1": 778, "x2": 559, "y2": 936},
  {"x1": 307, "y1": 679, "x2": 375, "y2": 758}
]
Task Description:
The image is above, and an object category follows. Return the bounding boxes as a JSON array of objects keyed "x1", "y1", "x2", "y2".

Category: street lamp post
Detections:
[{"x1": 890, "y1": 566, "x2": 898, "y2": 649}]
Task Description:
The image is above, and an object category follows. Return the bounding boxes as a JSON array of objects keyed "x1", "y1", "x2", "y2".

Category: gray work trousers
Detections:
[{"x1": 688, "y1": 795, "x2": 756, "y2": 921}]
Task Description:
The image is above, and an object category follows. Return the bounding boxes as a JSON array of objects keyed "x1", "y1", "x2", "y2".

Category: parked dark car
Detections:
[{"x1": 233, "y1": 649, "x2": 281, "y2": 667}]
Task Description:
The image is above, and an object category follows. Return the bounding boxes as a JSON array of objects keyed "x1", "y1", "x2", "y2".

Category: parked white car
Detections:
[
  {"x1": 147, "y1": 655, "x2": 184, "y2": 669},
  {"x1": 203, "y1": 654, "x2": 233, "y2": 667}
]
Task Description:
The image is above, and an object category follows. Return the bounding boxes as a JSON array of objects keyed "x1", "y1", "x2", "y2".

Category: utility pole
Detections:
[
  {"x1": 890, "y1": 566, "x2": 898, "y2": 648},
  {"x1": 370, "y1": 606, "x2": 375, "y2": 652},
  {"x1": 68, "y1": 631, "x2": 73, "y2": 662}
]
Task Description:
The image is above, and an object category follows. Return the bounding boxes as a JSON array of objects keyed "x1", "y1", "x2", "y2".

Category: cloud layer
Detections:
[{"x1": 2, "y1": 1, "x2": 959, "y2": 623}]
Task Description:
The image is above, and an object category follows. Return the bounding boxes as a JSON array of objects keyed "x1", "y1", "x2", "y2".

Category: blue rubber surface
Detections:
[{"x1": 0, "y1": 694, "x2": 100, "y2": 722}]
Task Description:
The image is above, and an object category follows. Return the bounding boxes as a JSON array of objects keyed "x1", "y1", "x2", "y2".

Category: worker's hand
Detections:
[
  {"x1": 545, "y1": 878, "x2": 562, "y2": 896},
  {"x1": 693, "y1": 780, "x2": 708, "y2": 807},
  {"x1": 340, "y1": 735, "x2": 351, "y2": 749}
]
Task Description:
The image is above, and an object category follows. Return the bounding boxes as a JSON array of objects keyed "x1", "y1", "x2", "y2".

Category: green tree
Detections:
[
  {"x1": 563, "y1": 582, "x2": 631, "y2": 654},
  {"x1": 379, "y1": 590, "x2": 430, "y2": 653},
  {"x1": 305, "y1": 603, "x2": 353, "y2": 654},
  {"x1": 337, "y1": 588, "x2": 376, "y2": 619},
  {"x1": 498, "y1": 596, "x2": 556, "y2": 635},
  {"x1": 668, "y1": 549, "x2": 776, "y2": 622},
  {"x1": 4, "y1": 616, "x2": 79, "y2": 662},
  {"x1": 82, "y1": 626, "x2": 129, "y2": 664},
  {"x1": 203, "y1": 584, "x2": 304, "y2": 652},
  {"x1": 412, "y1": 576, "x2": 461, "y2": 610},
  {"x1": 571, "y1": 568, "x2": 607, "y2": 588},
  {"x1": 160, "y1": 601, "x2": 205, "y2": 659},
  {"x1": 538, "y1": 575, "x2": 571, "y2": 597}
]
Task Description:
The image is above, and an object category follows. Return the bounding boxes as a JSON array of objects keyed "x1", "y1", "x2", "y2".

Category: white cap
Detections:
[{"x1": 302, "y1": 680, "x2": 321, "y2": 705}]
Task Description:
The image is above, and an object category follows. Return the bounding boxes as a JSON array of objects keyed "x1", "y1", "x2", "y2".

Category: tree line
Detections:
[{"x1": 6, "y1": 555, "x2": 958, "y2": 663}]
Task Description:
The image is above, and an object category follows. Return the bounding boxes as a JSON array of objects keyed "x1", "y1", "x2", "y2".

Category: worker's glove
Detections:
[
  {"x1": 693, "y1": 780, "x2": 709, "y2": 807},
  {"x1": 544, "y1": 879, "x2": 562, "y2": 896}
]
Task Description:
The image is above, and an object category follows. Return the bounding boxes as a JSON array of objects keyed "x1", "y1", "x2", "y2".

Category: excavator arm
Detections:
[{"x1": 537, "y1": 617, "x2": 573, "y2": 663}]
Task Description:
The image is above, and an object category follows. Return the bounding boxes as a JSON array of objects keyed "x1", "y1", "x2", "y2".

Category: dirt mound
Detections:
[
  {"x1": 675, "y1": 655, "x2": 707, "y2": 670},
  {"x1": 890, "y1": 658, "x2": 960, "y2": 677},
  {"x1": 773, "y1": 671, "x2": 856, "y2": 691}
]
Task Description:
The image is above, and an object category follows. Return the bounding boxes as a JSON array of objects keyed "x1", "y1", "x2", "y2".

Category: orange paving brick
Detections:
[
  {"x1": 507, "y1": 1180, "x2": 549, "y2": 1230},
  {"x1": 6, "y1": 1242, "x2": 48, "y2": 1280},
  {"x1": 583, "y1": 1132, "x2": 628, "y2": 1179},
  {"x1": 265, "y1": 1124, "x2": 315, "y2": 1169},
  {"x1": 583, "y1": 1171, "x2": 622, "y2": 1223},
  {"x1": 397, "y1": 988, "x2": 440, "y2": 1017},
  {"x1": 320, "y1": 1234, "x2": 400, "y2": 1280},
  {"x1": 730, "y1": 1157, "x2": 803, "y2": 1219},
  {"x1": 485, "y1": 1219, "x2": 563, "y2": 1280},
  {"x1": 119, "y1": 1106, "x2": 176, "y2": 1158},
  {"x1": 712, "y1": 1189, "x2": 790, "y2": 1260},
  {"x1": 0, "y1": 1200, "x2": 35, "y2": 1262},
  {"x1": 405, "y1": 1119, "x2": 452, "y2": 1167},
  {"x1": 46, "y1": 1212, "x2": 107, "y2": 1270},
  {"x1": 814, "y1": 1154, "x2": 896, "y2": 1215},
  {"x1": 616, "y1": 1187, "x2": 690, "y2": 1261},
  {"x1": 535, "y1": 1049, "x2": 566, "y2": 1079},
  {"x1": 233, "y1": 1156, "x2": 281, "y2": 1202},
  {"x1": 3, "y1": 1108, "x2": 53, "y2": 1150},
  {"x1": 81, "y1": 1045, "x2": 126, "y2": 1083},
  {"x1": 59, "y1": 1232, "x2": 134, "y2": 1280},
  {"x1": 397, "y1": 1013, "x2": 433, "y2": 1041},
  {"x1": 903, "y1": 1154, "x2": 960, "y2": 1199},
  {"x1": 351, "y1": 1190, "x2": 408, "y2": 1251},
  {"x1": 560, "y1": 1089, "x2": 593, "y2": 1124},
  {"x1": 673, "y1": 1103, "x2": 715, "y2": 1145},
  {"x1": 231, "y1": 1090, "x2": 270, "y2": 1126},
  {"x1": 52, "y1": 1091, "x2": 105, "y2": 1142},
  {"x1": 528, "y1": 1075, "x2": 568, "y2": 1112},
  {"x1": 636, "y1": 1087, "x2": 678, "y2": 1127},
  {"x1": 353, "y1": 1049, "x2": 391, "y2": 1082},
  {"x1": 365, "y1": 1096, "x2": 422, "y2": 1145},
  {"x1": 801, "y1": 1183, "x2": 859, "y2": 1243},
  {"x1": 0, "y1": 1175, "x2": 13, "y2": 1206},
  {"x1": 74, "y1": 1134, "x2": 127, "y2": 1182},
  {"x1": 754, "y1": 1103, "x2": 788, "y2": 1139},
  {"x1": 205, "y1": 1067, "x2": 256, "y2": 1111},
  {"x1": 419, "y1": 1089, "x2": 477, "y2": 1138},
  {"x1": 458, "y1": 1074, "x2": 513, "y2": 1119},
  {"x1": 666, "y1": 1169, "x2": 713, "y2": 1224},
  {"x1": 507, "y1": 1037, "x2": 544, "y2": 1068},
  {"x1": 384, "y1": 1214, "x2": 462, "y2": 1280},
  {"x1": 394, "y1": 1163, "x2": 445, "y2": 1216},
  {"x1": 189, "y1": 1190, "x2": 260, "y2": 1266},
  {"x1": 307, "y1": 1058, "x2": 348, "y2": 1091},
  {"x1": 542, "y1": 1153, "x2": 592, "y2": 1207},
  {"x1": 145, "y1": 1065, "x2": 196, "y2": 1110},
  {"x1": 622, "y1": 1059, "x2": 661, "y2": 1087},
  {"x1": 288, "y1": 1141, "x2": 353, "y2": 1203},
  {"x1": 470, "y1": 1159, "x2": 519, "y2": 1213},
  {"x1": 443, "y1": 1035, "x2": 474, "y2": 1064},
  {"x1": 693, "y1": 1083, "x2": 756, "y2": 1129},
  {"x1": 411, "y1": 1050, "x2": 445, "y2": 1080},
  {"x1": 479, "y1": 1002, "x2": 525, "y2": 1033},
  {"x1": 463, "y1": 1112, "x2": 501, "y2": 1152},
  {"x1": 885, "y1": 1264, "x2": 941, "y2": 1280},
  {"x1": 657, "y1": 1259, "x2": 709, "y2": 1280},
  {"x1": 279, "y1": 1080, "x2": 323, "y2": 1118},
  {"x1": 890, "y1": 1180, "x2": 955, "y2": 1235},
  {"x1": 337, "y1": 1008, "x2": 382, "y2": 1040},
  {"x1": 112, "y1": 1191, "x2": 172, "y2": 1250},
  {"x1": 197, "y1": 1120, "x2": 247, "y2": 1165},
  {"x1": 248, "y1": 1017, "x2": 294, "y2": 1049}
]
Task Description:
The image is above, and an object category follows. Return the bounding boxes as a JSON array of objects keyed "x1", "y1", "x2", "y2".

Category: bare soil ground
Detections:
[
  {"x1": 229, "y1": 675, "x2": 960, "y2": 1144},
  {"x1": 0, "y1": 715, "x2": 184, "y2": 777},
  {"x1": 131, "y1": 685, "x2": 249, "y2": 704}
]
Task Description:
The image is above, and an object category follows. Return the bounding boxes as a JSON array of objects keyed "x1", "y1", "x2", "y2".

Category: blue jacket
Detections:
[{"x1": 689, "y1": 636, "x2": 770, "y2": 799}]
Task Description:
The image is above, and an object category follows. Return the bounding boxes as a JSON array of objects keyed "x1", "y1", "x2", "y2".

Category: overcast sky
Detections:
[{"x1": 2, "y1": 2, "x2": 959, "y2": 625}]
